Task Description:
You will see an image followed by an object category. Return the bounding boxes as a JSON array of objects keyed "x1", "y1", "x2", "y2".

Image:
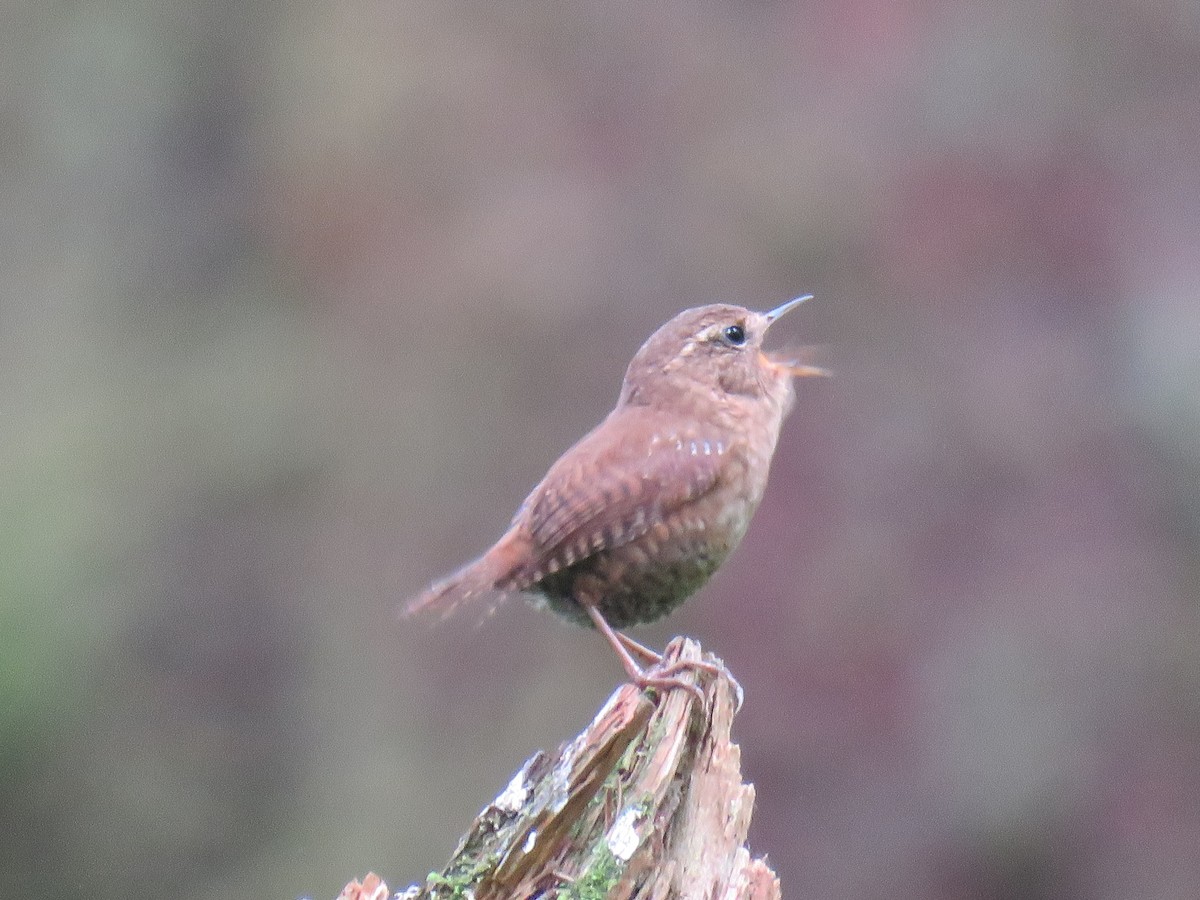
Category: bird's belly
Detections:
[{"x1": 529, "y1": 527, "x2": 732, "y2": 629}]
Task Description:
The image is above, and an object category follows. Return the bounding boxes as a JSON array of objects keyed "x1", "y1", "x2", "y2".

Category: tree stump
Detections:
[{"x1": 340, "y1": 637, "x2": 779, "y2": 900}]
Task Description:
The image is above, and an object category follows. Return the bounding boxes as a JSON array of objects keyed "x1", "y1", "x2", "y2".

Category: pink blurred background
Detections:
[{"x1": 3, "y1": 3, "x2": 1200, "y2": 898}]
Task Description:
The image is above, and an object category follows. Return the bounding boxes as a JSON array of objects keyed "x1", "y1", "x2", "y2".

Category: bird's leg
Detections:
[
  {"x1": 585, "y1": 605, "x2": 704, "y2": 705},
  {"x1": 616, "y1": 626, "x2": 743, "y2": 711},
  {"x1": 616, "y1": 630, "x2": 726, "y2": 680},
  {"x1": 614, "y1": 631, "x2": 664, "y2": 666}
]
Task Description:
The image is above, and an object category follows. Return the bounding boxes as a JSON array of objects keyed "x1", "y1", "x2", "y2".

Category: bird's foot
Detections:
[
  {"x1": 587, "y1": 606, "x2": 742, "y2": 708},
  {"x1": 651, "y1": 656, "x2": 743, "y2": 711},
  {"x1": 632, "y1": 667, "x2": 706, "y2": 706},
  {"x1": 621, "y1": 629, "x2": 744, "y2": 710}
]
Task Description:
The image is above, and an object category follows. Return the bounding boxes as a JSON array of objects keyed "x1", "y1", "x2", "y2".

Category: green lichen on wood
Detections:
[
  {"x1": 424, "y1": 849, "x2": 499, "y2": 899},
  {"x1": 556, "y1": 844, "x2": 623, "y2": 900}
]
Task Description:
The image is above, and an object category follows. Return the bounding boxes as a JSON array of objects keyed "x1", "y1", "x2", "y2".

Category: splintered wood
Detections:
[{"x1": 353, "y1": 637, "x2": 779, "y2": 900}]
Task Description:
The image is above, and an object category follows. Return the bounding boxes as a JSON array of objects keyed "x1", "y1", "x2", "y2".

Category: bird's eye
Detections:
[{"x1": 722, "y1": 323, "x2": 747, "y2": 346}]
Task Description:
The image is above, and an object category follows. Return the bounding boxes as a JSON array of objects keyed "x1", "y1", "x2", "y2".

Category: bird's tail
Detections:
[{"x1": 400, "y1": 536, "x2": 519, "y2": 621}]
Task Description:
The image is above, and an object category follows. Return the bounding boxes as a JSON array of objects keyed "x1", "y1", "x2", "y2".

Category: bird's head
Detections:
[{"x1": 620, "y1": 296, "x2": 827, "y2": 412}]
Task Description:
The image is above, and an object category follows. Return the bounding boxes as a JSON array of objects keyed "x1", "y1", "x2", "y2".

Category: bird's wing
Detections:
[{"x1": 501, "y1": 408, "x2": 730, "y2": 589}]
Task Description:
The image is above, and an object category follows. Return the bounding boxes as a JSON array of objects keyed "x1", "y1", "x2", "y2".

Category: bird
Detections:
[{"x1": 404, "y1": 296, "x2": 826, "y2": 700}]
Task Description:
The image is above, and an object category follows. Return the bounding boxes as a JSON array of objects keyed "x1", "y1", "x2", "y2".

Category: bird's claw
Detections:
[{"x1": 642, "y1": 656, "x2": 743, "y2": 711}]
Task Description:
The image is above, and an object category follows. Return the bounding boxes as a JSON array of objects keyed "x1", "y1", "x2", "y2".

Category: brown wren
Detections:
[{"x1": 405, "y1": 296, "x2": 825, "y2": 699}]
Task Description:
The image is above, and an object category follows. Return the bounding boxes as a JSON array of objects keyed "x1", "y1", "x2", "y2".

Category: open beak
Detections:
[{"x1": 760, "y1": 294, "x2": 830, "y2": 377}]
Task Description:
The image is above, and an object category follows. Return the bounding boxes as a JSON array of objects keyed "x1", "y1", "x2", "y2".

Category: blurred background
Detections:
[{"x1": 3, "y1": 2, "x2": 1200, "y2": 898}]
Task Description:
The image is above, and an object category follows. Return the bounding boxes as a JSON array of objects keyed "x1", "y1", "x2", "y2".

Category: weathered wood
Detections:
[{"x1": 341, "y1": 638, "x2": 779, "y2": 900}]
